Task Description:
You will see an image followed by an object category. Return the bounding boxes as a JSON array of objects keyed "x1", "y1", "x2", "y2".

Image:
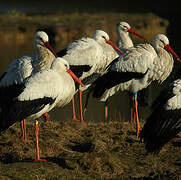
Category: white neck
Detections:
[
  {"x1": 116, "y1": 32, "x2": 133, "y2": 49},
  {"x1": 33, "y1": 45, "x2": 55, "y2": 72}
]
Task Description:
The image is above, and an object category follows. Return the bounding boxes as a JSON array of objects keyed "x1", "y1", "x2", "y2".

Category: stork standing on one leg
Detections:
[
  {"x1": 0, "y1": 58, "x2": 85, "y2": 161},
  {"x1": 0, "y1": 31, "x2": 57, "y2": 140},
  {"x1": 57, "y1": 29, "x2": 123, "y2": 125},
  {"x1": 86, "y1": 34, "x2": 181, "y2": 137},
  {"x1": 85, "y1": 22, "x2": 145, "y2": 121}
]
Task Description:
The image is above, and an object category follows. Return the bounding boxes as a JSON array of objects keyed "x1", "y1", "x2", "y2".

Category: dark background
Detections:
[{"x1": 0, "y1": 0, "x2": 180, "y2": 54}]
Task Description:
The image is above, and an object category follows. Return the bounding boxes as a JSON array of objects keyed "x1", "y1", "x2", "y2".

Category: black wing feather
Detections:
[
  {"x1": 92, "y1": 70, "x2": 149, "y2": 98},
  {"x1": 0, "y1": 72, "x2": 7, "y2": 82},
  {"x1": 70, "y1": 65, "x2": 91, "y2": 78},
  {"x1": 140, "y1": 74, "x2": 181, "y2": 154},
  {"x1": 56, "y1": 48, "x2": 68, "y2": 57},
  {"x1": 0, "y1": 97, "x2": 55, "y2": 133},
  {"x1": 105, "y1": 57, "x2": 119, "y2": 71},
  {"x1": 0, "y1": 83, "x2": 26, "y2": 103},
  {"x1": 140, "y1": 107, "x2": 181, "y2": 154}
]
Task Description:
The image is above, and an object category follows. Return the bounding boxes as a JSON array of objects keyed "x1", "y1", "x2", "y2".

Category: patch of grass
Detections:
[{"x1": 1, "y1": 120, "x2": 181, "y2": 179}]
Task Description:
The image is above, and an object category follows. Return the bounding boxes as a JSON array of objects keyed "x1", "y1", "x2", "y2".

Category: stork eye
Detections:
[
  {"x1": 64, "y1": 64, "x2": 68, "y2": 68},
  {"x1": 120, "y1": 25, "x2": 127, "y2": 29},
  {"x1": 160, "y1": 39, "x2": 165, "y2": 45},
  {"x1": 102, "y1": 36, "x2": 106, "y2": 40},
  {"x1": 39, "y1": 37, "x2": 44, "y2": 42}
]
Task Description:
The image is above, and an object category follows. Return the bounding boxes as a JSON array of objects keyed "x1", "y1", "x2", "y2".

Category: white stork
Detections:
[
  {"x1": 116, "y1": 21, "x2": 145, "y2": 52},
  {"x1": 84, "y1": 22, "x2": 145, "y2": 121},
  {"x1": 0, "y1": 57, "x2": 84, "y2": 162},
  {"x1": 57, "y1": 29, "x2": 123, "y2": 126},
  {"x1": 0, "y1": 31, "x2": 57, "y2": 140},
  {"x1": 140, "y1": 74, "x2": 181, "y2": 154},
  {"x1": 116, "y1": 22, "x2": 146, "y2": 123},
  {"x1": 88, "y1": 34, "x2": 181, "y2": 137}
]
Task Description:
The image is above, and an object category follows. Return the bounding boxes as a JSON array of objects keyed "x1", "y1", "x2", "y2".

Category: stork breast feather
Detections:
[
  {"x1": 17, "y1": 70, "x2": 61, "y2": 101},
  {"x1": 114, "y1": 50, "x2": 154, "y2": 74}
]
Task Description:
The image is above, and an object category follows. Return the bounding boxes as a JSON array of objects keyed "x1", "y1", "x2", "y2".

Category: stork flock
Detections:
[{"x1": 0, "y1": 21, "x2": 181, "y2": 161}]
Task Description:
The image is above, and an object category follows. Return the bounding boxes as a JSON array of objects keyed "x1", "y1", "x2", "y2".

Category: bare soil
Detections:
[{"x1": 0, "y1": 119, "x2": 181, "y2": 180}]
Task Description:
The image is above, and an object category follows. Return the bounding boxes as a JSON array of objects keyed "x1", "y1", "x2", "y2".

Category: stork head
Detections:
[
  {"x1": 93, "y1": 30, "x2": 123, "y2": 55},
  {"x1": 34, "y1": 31, "x2": 49, "y2": 46},
  {"x1": 116, "y1": 22, "x2": 145, "y2": 40},
  {"x1": 51, "y1": 57, "x2": 70, "y2": 72},
  {"x1": 51, "y1": 58, "x2": 86, "y2": 88},
  {"x1": 92, "y1": 30, "x2": 110, "y2": 43},
  {"x1": 153, "y1": 34, "x2": 169, "y2": 48},
  {"x1": 116, "y1": 22, "x2": 131, "y2": 34},
  {"x1": 153, "y1": 34, "x2": 181, "y2": 63},
  {"x1": 34, "y1": 31, "x2": 57, "y2": 58}
]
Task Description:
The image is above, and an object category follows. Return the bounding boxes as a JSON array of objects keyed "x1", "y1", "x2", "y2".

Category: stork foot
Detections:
[
  {"x1": 80, "y1": 120, "x2": 87, "y2": 127},
  {"x1": 21, "y1": 135, "x2": 26, "y2": 141},
  {"x1": 72, "y1": 117, "x2": 80, "y2": 122},
  {"x1": 34, "y1": 158, "x2": 47, "y2": 162}
]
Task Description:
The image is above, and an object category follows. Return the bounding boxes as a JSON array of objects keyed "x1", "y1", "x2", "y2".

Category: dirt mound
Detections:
[{"x1": 0, "y1": 120, "x2": 181, "y2": 179}]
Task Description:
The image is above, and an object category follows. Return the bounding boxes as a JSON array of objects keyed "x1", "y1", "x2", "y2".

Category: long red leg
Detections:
[
  {"x1": 20, "y1": 120, "x2": 26, "y2": 140},
  {"x1": 104, "y1": 99, "x2": 108, "y2": 121},
  {"x1": 72, "y1": 96, "x2": 80, "y2": 122},
  {"x1": 79, "y1": 89, "x2": 87, "y2": 127},
  {"x1": 130, "y1": 94, "x2": 135, "y2": 124},
  {"x1": 34, "y1": 120, "x2": 47, "y2": 162},
  {"x1": 134, "y1": 92, "x2": 140, "y2": 137}
]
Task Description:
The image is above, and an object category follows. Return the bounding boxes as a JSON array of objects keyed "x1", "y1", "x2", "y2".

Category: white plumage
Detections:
[
  {"x1": 97, "y1": 34, "x2": 177, "y2": 101},
  {"x1": 58, "y1": 30, "x2": 122, "y2": 82},
  {"x1": 57, "y1": 29, "x2": 123, "y2": 124},
  {"x1": 0, "y1": 31, "x2": 56, "y2": 87},
  {"x1": 99, "y1": 22, "x2": 145, "y2": 98},
  {"x1": 116, "y1": 22, "x2": 145, "y2": 52},
  {"x1": 100, "y1": 22, "x2": 146, "y2": 100},
  {"x1": 90, "y1": 34, "x2": 180, "y2": 136},
  {"x1": 84, "y1": 22, "x2": 145, "y2": 121},
  {"x1": 0, "y1": 57, "x2": 83, "y2": 161},
  {"x1": 0, "y1": 55, "x2": 34, "y2": 86},
  {"x1": 165, "y1": 79, "x2": 181, "y2": 110},
  {"x1": 116, "y1": 22, "x2": 133, "y2": 50},
  {"x1": 16, "y1": 58, "x2": 76, "y2": 120},
  {"x1": 0, "y1": 31, "x2": 57, "y2": 140}
]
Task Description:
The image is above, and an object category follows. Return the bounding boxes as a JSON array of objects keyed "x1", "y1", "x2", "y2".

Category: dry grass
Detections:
[
  {"x1": 0, "y1": 119, "x2": 181, "y2": 179},
  {"x1": 0, "y1": 12, "x2": 168, "y2": 49}
]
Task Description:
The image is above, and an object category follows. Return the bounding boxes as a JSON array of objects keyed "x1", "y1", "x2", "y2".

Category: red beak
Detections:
[
  {"x1": 44, "y1": 41, "x2": 58, "y2": 58},
  {"x1": 164, "y1": 44, "x2": 181, "y2": 63},
  {"x1": 106, "y1": 40, "x2": 123, "y2": 55},
  {"x1": 67, "y1": 69, "x2": 86, "y2": 88},
  {"x1": 128, "y1": 28, "x2": 145, "y2": 40}
]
